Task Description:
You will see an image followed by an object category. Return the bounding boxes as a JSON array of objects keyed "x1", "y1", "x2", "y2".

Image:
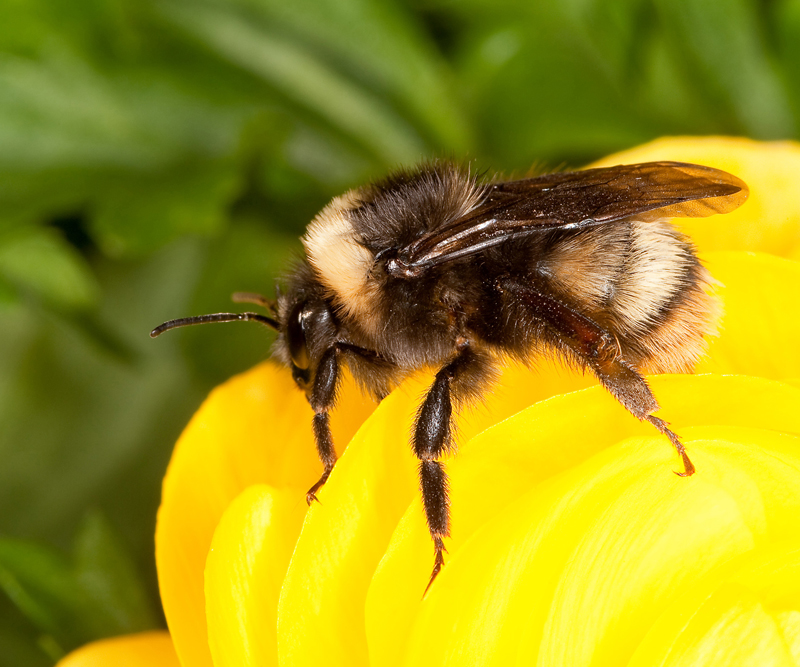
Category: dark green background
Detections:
[{"x1": 1, "y1": 0, "x2": 798, "y2": 663}]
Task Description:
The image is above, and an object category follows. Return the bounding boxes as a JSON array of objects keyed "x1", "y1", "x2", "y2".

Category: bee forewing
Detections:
[
  {"x1": 396, "y1": 162, "x2": 748, "y2": 271},
  {"x1": 633, "y1": 162, "x2": 749, "y2": 220}
]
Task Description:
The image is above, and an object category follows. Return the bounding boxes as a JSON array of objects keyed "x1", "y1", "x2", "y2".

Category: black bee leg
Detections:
[
  {"x1": 305, "y1": 342, "x2": 395, "y2": 504},
  {"x1": 306, "y1": 346, "x2": 341, "y2": 504},
  {"x1": 502, "y1": 279, "x2": 695, "y2": 476},
  {"x1": 415, "y1": 343, "x2": 478, "y2": 593}
]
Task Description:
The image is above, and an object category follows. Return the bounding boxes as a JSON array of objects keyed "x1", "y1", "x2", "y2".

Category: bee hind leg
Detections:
[
  {"x1": 645, "y1": 415, "x2": 695, "y2": 476},
  {"x1": 502, "y1": 278, "x2": 695, "y2": 476},
  {"x1": 591, "y1": 355, "x2": 695, "y2": 477}
]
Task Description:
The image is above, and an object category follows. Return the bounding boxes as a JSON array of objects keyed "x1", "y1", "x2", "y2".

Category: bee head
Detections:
[
  {"x1": 149, "y1": 272, "x2": 337, "y2": 395},
  {"x1": 281, "y1": 296, "x2": 336, "y2": 390}
]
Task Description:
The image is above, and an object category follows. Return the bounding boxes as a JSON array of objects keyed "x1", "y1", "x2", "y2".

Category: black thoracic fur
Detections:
[{"x1": 222, "y1": 161, "x2": 745, "y2": 591}]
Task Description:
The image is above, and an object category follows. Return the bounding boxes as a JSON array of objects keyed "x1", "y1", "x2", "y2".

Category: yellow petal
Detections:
[
  {"x1": 156, "y1": 362, "x2": 373, "y2": 667},
  {"x1": 366, "y1": 375, "x2": 800, "y2": 665},
  {"x1": 629, "y1": 543, "x2": 800, "y2": 666},
  {"x1": 463, "y1": 357, "x2": 595, "y2": 440},
  {"x1": 592, "y1": 136, "x2": 800, "y2": 258},
  {"x1": 56, "y1": 632, "x2": 178, "y2": 667},
  {"x1": 651, "y1": 592, "x2": 795, "y2": 667},
  {"x1": 205, "y1": 484, "x2": 306, "y2": 667},
  {"x1": 698, "y1": 252, "x2": 800, "y2": 379}
]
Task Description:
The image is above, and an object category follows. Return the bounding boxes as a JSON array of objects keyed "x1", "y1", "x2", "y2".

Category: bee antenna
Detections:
[
  {"x1": 231, "y1": 292, "x2": 278, "y2": 316},
  {"x1": 150, "y1": 312, "x2": 279, "y2": 338}
]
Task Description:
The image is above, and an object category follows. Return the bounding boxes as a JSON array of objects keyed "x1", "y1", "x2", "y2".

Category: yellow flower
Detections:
[{"x1": 59, "y1": 138, "x2": 800, "y2": 667}]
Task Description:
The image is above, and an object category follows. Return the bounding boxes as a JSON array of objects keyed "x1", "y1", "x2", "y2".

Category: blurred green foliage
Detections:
[{"x1": 0, "y1": 0, "x2": 797, "y2": 663}]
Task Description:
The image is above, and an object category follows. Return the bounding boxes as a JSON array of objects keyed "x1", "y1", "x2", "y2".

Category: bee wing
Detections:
[{"x1": 394, "y1": 162, "x2": 748, "y2": 271}]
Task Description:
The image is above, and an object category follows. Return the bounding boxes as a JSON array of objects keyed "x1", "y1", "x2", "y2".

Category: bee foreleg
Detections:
[
  {"x1": 306, "y1": 346, "x2": 341, "y2": 504},
  {"x1": 502, "y1": 279, "x2": 695, "y2": 476},
  {"x1": 415, "y1": 344, "x2": 481, "y2": 594}
]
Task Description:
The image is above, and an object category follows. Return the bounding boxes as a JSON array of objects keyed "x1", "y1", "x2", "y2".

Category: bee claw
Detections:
[
  {"x1": 675, "y1": 452, "x2": 696, "y2": 477},
  {"x1": 647, "y1": 415, "x2": 696, "y2": 477},
  {"x1": 423, "y1": 538, "x2": 447, "y2": 597},
  {"x1": 305, "y1": 470, "x2": 331, "y2": 506},
  {"x1": 423, "y1": 566, "x2": 441, "y2": 597}
]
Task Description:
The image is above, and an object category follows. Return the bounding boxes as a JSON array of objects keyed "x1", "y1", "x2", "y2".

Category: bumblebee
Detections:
[{"x1": 153, "y1": 160, "x2": 748, "y2": 590}]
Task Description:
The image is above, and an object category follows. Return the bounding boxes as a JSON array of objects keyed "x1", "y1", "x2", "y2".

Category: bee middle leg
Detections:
[
  {"x1": 502, "y1": 279, "x2": 694, "y2": 476},
  {"x1": 414, "y1": 342, "x2": 490, "y2": 593}
]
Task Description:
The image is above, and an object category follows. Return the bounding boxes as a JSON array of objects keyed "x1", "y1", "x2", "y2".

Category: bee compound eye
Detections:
[{"x1": 287, "y1": 302, "x2": 311, "y2": 370}]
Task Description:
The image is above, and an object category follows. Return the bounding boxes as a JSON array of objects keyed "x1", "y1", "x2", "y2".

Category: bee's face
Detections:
[{"x1": 283, "y1": 297, "x2": 336, "y2": 390}]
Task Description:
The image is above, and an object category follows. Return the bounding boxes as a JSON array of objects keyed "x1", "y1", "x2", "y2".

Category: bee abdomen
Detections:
[{"x1": 608, "y1": 220, "x2": 719, "y2": 373}]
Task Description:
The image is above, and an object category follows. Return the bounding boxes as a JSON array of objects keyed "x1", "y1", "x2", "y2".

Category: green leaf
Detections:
[
  {"x1": 73, "y1": 510, "x2": 158, "y2": 637},
  {"x1": 159, "y1": 0, "x2": 428, "y2": 164},
  {"x1": 0, "y1": 238, "x2": 209, "y2": 643},
  {"x1": 455, "y1": 5, "x2": 657, "y2": 166},
  {"x1": 0, "y1": 227, "x2": 99, "y2": 310},
  {"x1": 0, "y1": 44, "x2": 249, "y2": 244},
  {"x1": 636, "y1": 27, "x2": 722, "y2": 136},
  {"x1": 0, "y1": 512, "x2": 158, "y2": 655},
  {"x1": 0, "y1": 50, "x2": 172, "y2": 172},
  {"x1": 0, "y1": 539, "x2": 82, "y2": 651},
  {"x1": 0, "y1": 0, "x2": 142, "y2": 62},
  {"x1": 0, "y1": 595, "x2": 54, "y2": 667},
  {"x1": 91, "y1": 157, "x2": 242, "y2": 256},
  {"x1": 0, "y1": 276, "x2": 19, "y2": 307},
  {"x1": 222, "y1": 0, "x2": 473, "y2": 152},
  {"x1": 654, "y1": 0, "x2": 796, "y2": 138},
  {"x1": 775, "y1": 0, "x2": 800, "y2": 117}
]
